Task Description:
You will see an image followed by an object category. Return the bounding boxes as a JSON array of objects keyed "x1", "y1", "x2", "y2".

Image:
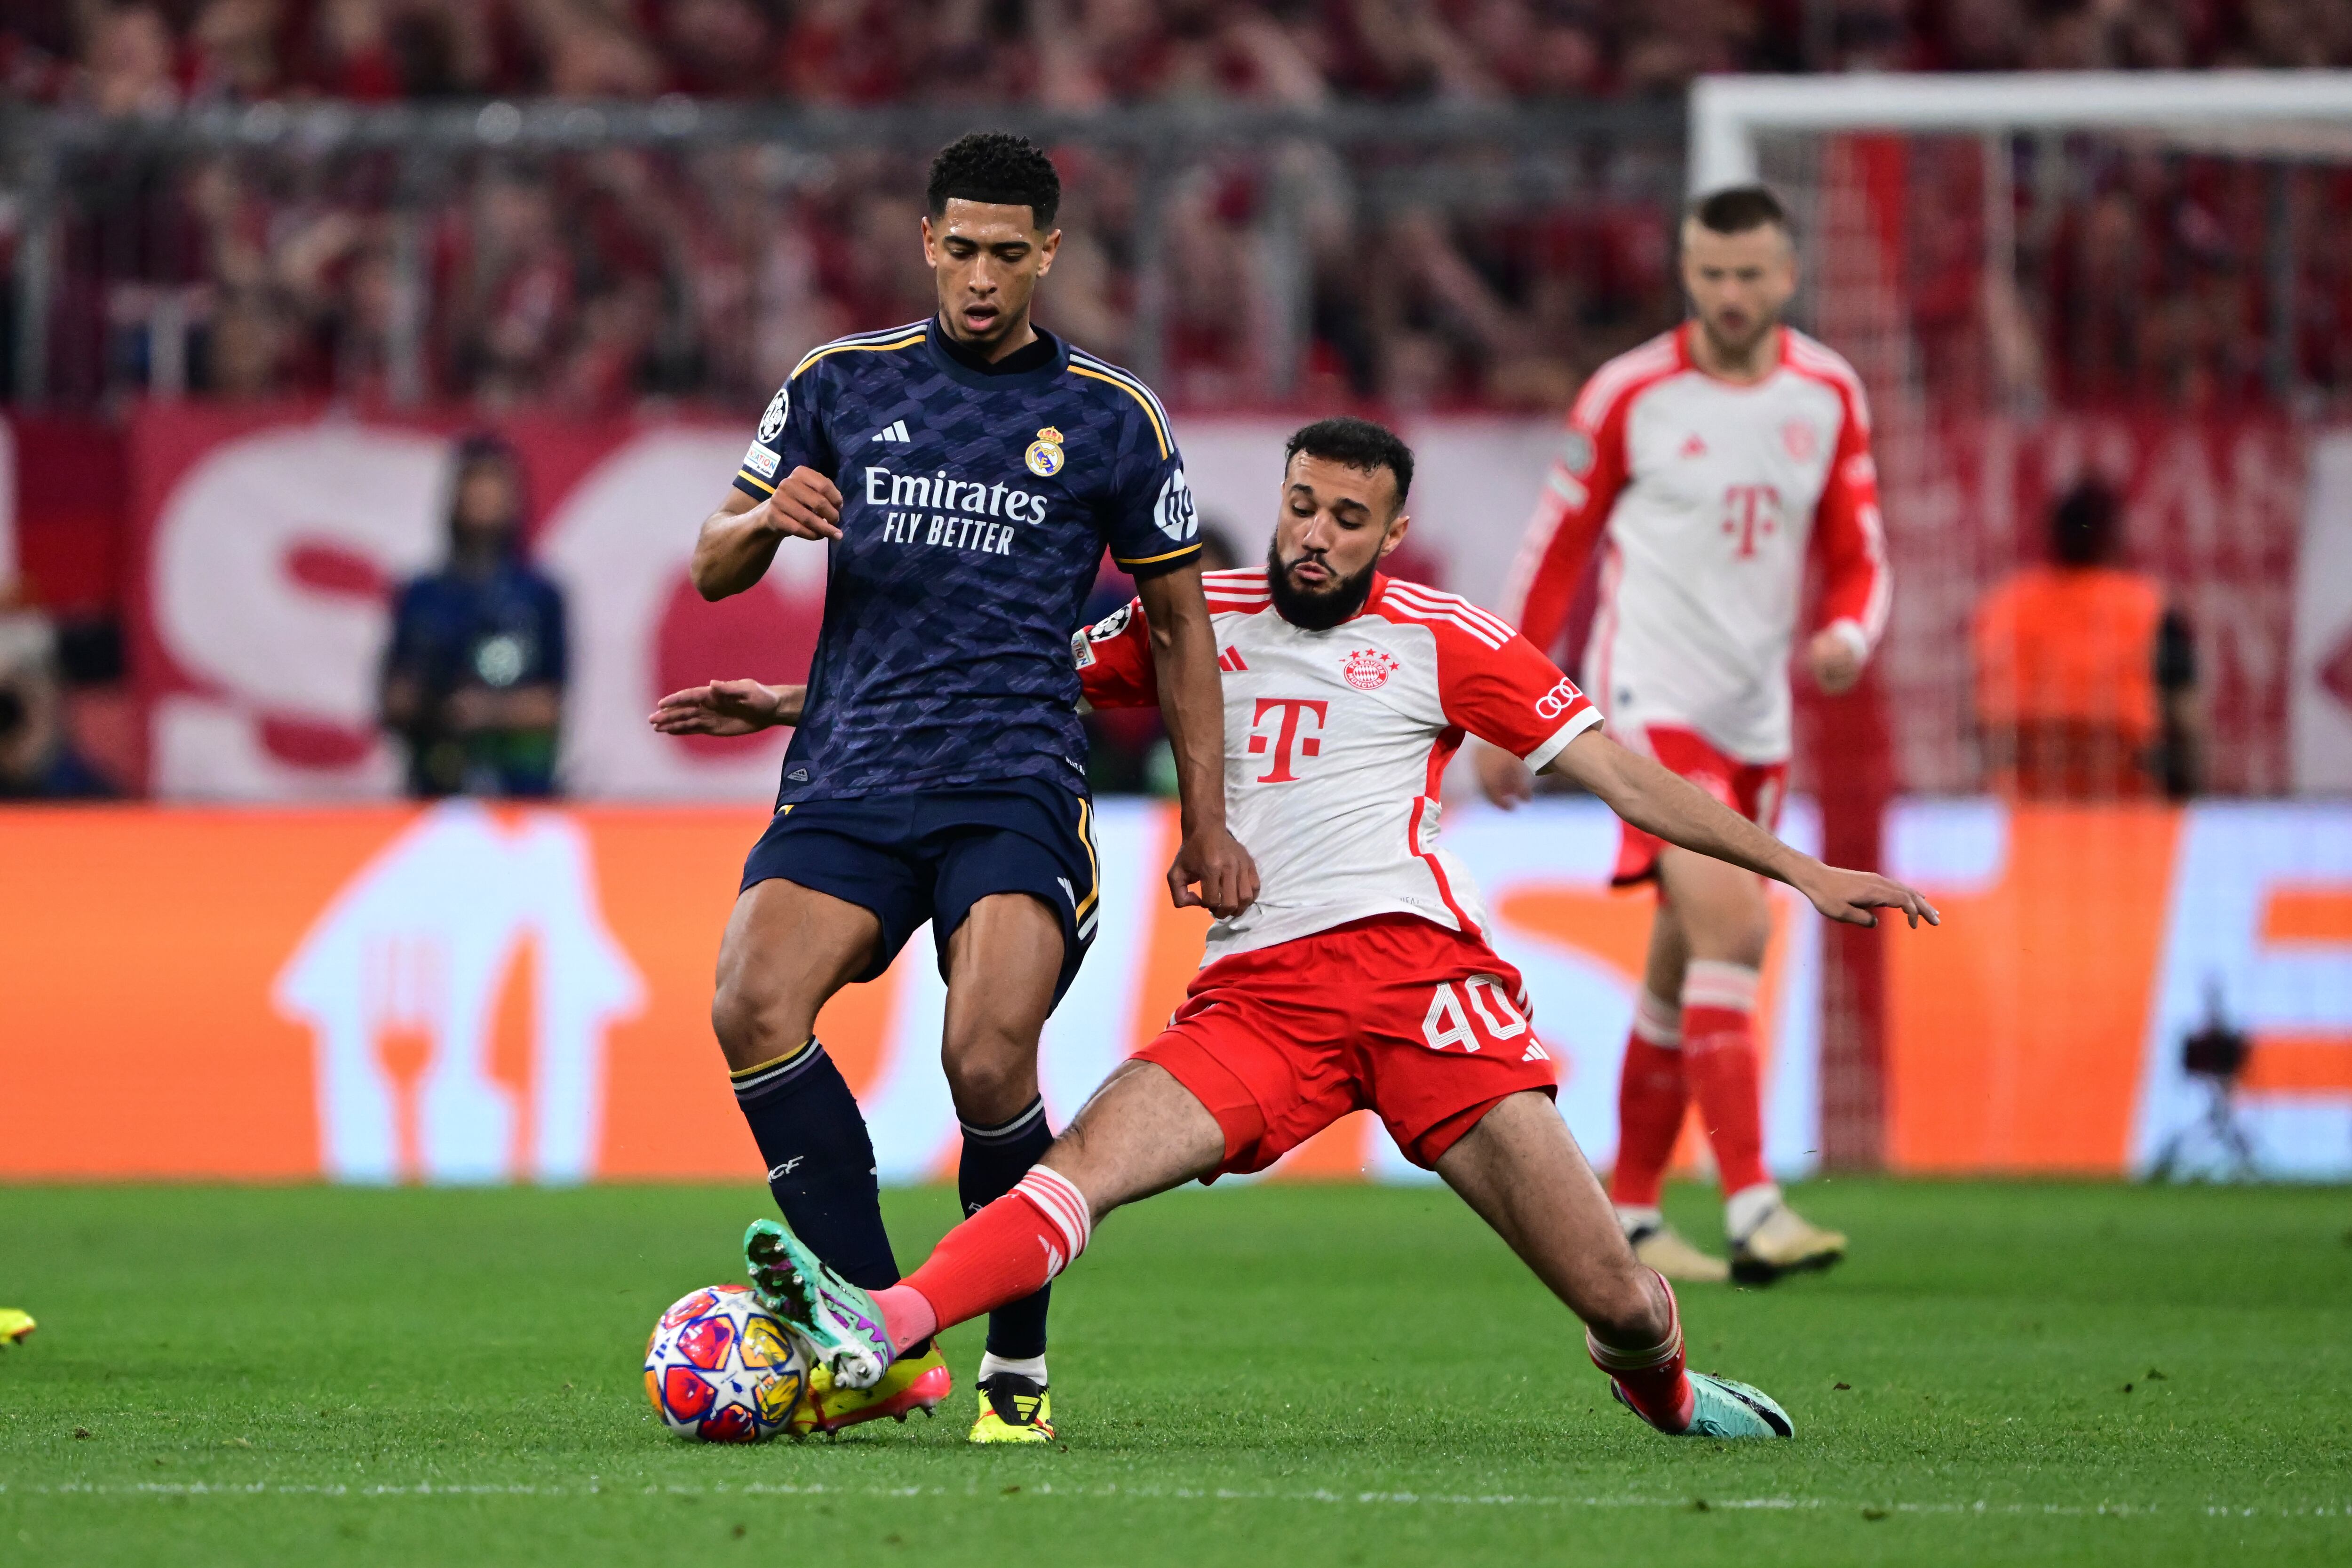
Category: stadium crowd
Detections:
[
  {"x1": 8, "y1": 1, "x2": 2352, "y2": 109},
  {"x1": 5, "y1": 1, "x2": 2352, "y2": 414}
]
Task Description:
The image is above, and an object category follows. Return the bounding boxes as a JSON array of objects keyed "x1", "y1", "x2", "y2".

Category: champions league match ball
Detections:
[{"x1": 643, "y1": 1284, "x2": 807, "y2": 1442}]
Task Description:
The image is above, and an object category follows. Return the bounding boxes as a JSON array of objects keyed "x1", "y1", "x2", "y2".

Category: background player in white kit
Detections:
[
  {"x1": 1477, "y1": 186, "x2": 1891, "y2": 1285},
  {"x1": 733, "y1": 418, "x2": 1936, "y2": 1442}
]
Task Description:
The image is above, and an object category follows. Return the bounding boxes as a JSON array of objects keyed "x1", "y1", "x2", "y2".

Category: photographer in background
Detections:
[
  {"x1": 381, "y1": 434, "x2": 569, "y2": 799},
  {"x1": 0, "y1": 610, "x2": 113, "y2": 801}
]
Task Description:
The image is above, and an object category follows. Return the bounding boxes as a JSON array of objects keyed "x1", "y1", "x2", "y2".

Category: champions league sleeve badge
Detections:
[
  {"x1": 758, "y1": 386, "x2": 789, "y2": 443},
  {"x1": 1025, "y1": 426, "x2": 1066, "y2": 477}
]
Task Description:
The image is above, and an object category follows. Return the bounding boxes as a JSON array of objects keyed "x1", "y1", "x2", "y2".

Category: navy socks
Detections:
[
  {"x1": 731, "y1": 1039, "x2": 901, "y2": 1291},
  {"x1": 958, "y1": 1097, "x2": 1056, "y2": 1360}
]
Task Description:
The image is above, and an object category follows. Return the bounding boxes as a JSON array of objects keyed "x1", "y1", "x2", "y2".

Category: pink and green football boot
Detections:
[{"x1": 743, "y1": 1218, "x2": 897, "y2": 1393}]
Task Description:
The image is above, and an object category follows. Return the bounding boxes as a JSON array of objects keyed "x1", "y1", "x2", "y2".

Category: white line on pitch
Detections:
[{"x1": 2, "y1": 1482, "x2": 2347, "y2": 1519}]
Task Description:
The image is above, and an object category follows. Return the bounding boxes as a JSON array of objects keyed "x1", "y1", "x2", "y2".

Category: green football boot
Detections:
[
  {"x1": 1612, "y1": 1370, "x2": 1795, "y2": 1438},
  {"x1": 743, "y1": 1219, "x2": 894, "y2": 1392}
]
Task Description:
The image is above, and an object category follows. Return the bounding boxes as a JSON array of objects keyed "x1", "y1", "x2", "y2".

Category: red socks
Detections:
[
  {"x1": 1609, "y1": 989, "x2": 1686, "y2": 1209},
  {"x1": 1586, "y1": 1269, "x2": 1694, "y2": 1432},
  {"x1": 881, "y1": 1167, "x2": 1093, "y2": 1355},
  {"x1": 1681, "y1": 960, "x2": 1768, "y2": 1199}
]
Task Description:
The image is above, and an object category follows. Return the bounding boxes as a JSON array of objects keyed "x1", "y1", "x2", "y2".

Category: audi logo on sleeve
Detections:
[{"x1": 1534, "y1": 678, "x2": 1582, "y2": 720}]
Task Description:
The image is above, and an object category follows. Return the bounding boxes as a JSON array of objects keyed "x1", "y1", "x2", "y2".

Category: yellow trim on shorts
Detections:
[{"x1": 1074, "y1": 796, "x2": 1100, "y2": 921}]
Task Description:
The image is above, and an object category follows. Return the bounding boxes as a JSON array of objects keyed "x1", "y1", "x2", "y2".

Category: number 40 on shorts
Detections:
[{"x1": 1422, "y1": 977, "x2": 1534, "y2": 1053}]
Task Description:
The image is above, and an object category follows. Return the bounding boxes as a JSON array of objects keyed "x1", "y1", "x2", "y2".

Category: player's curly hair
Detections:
[
  {"x1": 926, "y1": 132, "x2": 1061, "y2": 231},
  {"x1": 1284, "y1": 417, "x2": 1414, "y2": 509}
]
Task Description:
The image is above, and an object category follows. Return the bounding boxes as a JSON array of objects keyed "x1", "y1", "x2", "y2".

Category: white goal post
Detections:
[{"x1": 1690, "y1": 70, "x2": 2352, "y2": 194}]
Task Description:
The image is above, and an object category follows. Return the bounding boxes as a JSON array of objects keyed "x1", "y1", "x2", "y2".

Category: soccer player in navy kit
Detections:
[{"x1": 653, "y1": 134, "x2": 1257, "y2": 1442}]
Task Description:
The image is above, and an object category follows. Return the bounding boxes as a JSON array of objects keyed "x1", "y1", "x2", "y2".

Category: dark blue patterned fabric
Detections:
[{"x1": 732, "y1": 318, "x2": 1199, "y2": 804}]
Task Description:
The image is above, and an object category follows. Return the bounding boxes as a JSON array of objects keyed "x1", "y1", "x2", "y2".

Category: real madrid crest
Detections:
[{"x1": 1025, "y1": 426, "x2": 1065, "y2": 478}]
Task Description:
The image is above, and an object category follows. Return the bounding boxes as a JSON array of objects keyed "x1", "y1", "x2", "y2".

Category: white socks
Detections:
[
  {"x1": 1614, "y1": 1204, "x2": 1663, "y2": 1237},
  {"x1": 978, "y1": 1351, "x2": 1048, "y2": 1386},
  {"x1": 1682, "y1": 959, "x2": 1760, "y2": 1016},
  {"x1": 1630, "y1": 988, "x2": 1683, "y2": 1048},
  {"x1": 1725, "y1": 1182, "x2": 1782, "y2": 1243}
]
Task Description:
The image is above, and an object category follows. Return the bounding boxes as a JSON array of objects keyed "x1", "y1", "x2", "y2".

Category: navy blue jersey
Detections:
[{"x1": 732, "y1": 318, "x2": 1200, "y2": 804}]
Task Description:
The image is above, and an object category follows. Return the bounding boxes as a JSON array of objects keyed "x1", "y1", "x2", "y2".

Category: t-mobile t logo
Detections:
[
  {"x1": 1247, "y1": 697, "x2": 1328, "y2": 783},
  {"x1": 1721, "y1": 483, "x2": 1782, "y2": 558}
]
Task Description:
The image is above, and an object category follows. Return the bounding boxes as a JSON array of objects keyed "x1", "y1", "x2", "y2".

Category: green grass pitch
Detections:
[{"x1": 2, "y1": 1179, "x2": 2348, "y2": 1566}]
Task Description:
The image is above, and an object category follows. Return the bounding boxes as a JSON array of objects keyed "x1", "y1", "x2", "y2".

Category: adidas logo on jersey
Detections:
[
  {"x1": 870, "y1": 419, "x2": 913, "y2": 444},
  {"x1": 1679, "y1": 433, "x2": 1708, "y2": 458},
  {"x1": 1217, "y1": 646, "x2": 1249, "y2": 672}
]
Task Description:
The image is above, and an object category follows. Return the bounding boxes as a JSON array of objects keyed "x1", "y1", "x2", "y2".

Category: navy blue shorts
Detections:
[{"x1": 739, "y1": 777, "x2": 1100, "y2": 1007}]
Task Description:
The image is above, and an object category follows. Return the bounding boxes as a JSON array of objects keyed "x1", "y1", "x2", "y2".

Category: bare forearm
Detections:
[
  {"x1": 1152, "y1": 618, "x2": 1229, "y2": 833},
  {"x1": 1137, "y1": 571, "x2": 1229, "y2": 835},
  {"x1": 1549, "y1": 730, "x2": 1938, "y2": 931},
  {"x1": 382, "y1": 674, "x2": 421, "y2": 729},
  {"x1": 691, "y1": 507, "x2": 783, "y2": 600},
  {"x1": 486, "y1": 685, "x2": 561, "y2": 731},
  {"x1": 1550, "y1": 732, "x2": 1807, "y2": 887}
]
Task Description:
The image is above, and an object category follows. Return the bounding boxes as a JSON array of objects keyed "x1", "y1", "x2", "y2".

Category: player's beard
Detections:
[
  {"x1": 1265, "y1": 540, "x2": 1377, "y2": 632},
  {"x1": 1699, "y1": 304, "x2": 1778, "y2": 366}
]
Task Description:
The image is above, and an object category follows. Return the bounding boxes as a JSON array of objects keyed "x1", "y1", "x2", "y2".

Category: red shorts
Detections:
[
  {"x1": 1612, "y1": 725, "x2": 1788, "y2": 886},
  {"x1": 1132, "y1": 915, "x2": 1559, "y2": 1176}
]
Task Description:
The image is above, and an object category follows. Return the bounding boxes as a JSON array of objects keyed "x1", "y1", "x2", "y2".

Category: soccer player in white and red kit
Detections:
[
  {"x1": 738, "y1": 418, "x2": 1934, "y2": 1441},
  {"x1": 1478, "y1": 186, "x2": 1890, "y2": 1285}
]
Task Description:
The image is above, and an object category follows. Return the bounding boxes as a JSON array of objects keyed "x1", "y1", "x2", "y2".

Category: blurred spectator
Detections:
[
  {"x1": 188, "y1": 0, "x2": 284, "y2": 103},
  {"x1": 380, "y1": 435, "x2": 569, "y2": 798},
  {"x1": 0, "y1": 612, "x2": 115, "y2": 801},
  {"x1": 196, "y1": 288, "x2": 295, "y2": 398},
  {"x1": 1971, "y1": 481, "x2": 2201, "y2": 800},
  {"x1": 17, "y1": 1, "x2": 2352, "y2": 118},
  {"x1": 79, "y1": 2, "x2": 179, "y2": 117},
  {"x1": 15, "y1": 2, "x2": 2352, "y2": 415}
]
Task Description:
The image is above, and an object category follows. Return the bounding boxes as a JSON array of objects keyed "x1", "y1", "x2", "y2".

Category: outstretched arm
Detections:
[
  {"x1": 650, "y1": 680, "x2": 802, "y2": 736},
  {"x1": 1546, "y1": 728, "x2": 1937, "y2": 929},
  {"x1": 1134, "y1": 566, "x2": 1259, "y2": 919}
]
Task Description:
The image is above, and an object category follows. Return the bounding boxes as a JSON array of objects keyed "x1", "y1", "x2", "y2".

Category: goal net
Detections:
[
  {"x1": 1695, "y1": 72, "x2": 2352, "y2": 799},
  {"x1": 1689, "y1": 74, "x2": 2352, "y2": 1163}
]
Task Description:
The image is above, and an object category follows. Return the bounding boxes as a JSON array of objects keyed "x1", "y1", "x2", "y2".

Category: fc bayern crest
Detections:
[
  {"x1": 1780, "y1": 418, "x2": 1817, "y2": 461},
  {"x1": 758, "y1": 387, "x2": 788, "y2": 442},
  {"x1": 1025, "y1": 426, "x2": 1066, "y2": 477},
  {"x1": 1342, "y1": 649, "x2": 1398, "y2": 691},
  {"x1": 1559, "y1": 427, "x2": 1596, "y2": 477}
]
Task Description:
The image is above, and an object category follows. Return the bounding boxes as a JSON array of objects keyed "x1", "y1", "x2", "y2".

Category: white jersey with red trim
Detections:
[
  {"x1": 1078, "y1": 567, "x2": 1602, "y2": 963},
  {"x1": 1500, "y1": 323, "x2": 1890, "y2": 764}
]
